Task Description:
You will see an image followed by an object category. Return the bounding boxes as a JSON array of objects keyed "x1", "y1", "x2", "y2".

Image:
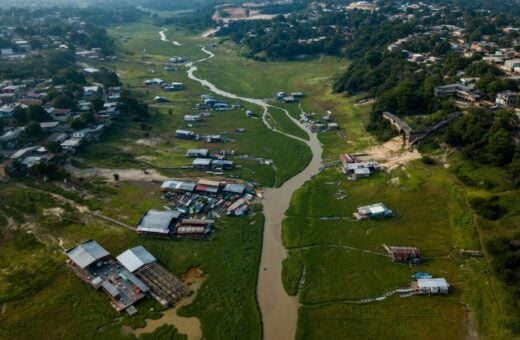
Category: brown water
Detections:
[
  {"x1": 122, "y1": 268, "x2": 205, "y2": 339},
  {"x1": 257, "y1": 127, "x2": 322, "y2": 340},
  {"x1": 185, "y1": 40, "x2": 325, "y2": 339}
]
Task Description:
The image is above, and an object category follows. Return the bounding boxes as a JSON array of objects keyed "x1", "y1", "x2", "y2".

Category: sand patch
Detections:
[
  {"x1": 135, "y1": 138, "x2": 162, "y2": 147},
  {"x1": 360, "y1": 137, "x2": 421, "y2": 171},
  {"x1": 43, "y1": 207, "x2": 65, "y2": 217}
]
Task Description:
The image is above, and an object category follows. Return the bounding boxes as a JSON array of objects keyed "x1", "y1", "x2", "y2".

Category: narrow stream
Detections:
[{"x1": 164, "y1": 31, "x2": 324, "y2": 339}]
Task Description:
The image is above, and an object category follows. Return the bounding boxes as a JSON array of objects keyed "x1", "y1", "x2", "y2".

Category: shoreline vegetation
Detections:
[{"x1": 0, "y1": 3, "x2": 519, "y2": 340}]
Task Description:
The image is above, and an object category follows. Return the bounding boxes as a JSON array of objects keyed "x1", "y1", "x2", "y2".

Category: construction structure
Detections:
[
  {"x1": 412, "y1": 277, "x2": 450, "y2": 295},
  {"x1": 383, "y1": 244, "x2": 423, "y2": 264},
  {"x1": 173, "y1": 219, "x2": 214, "y2": 239},
  {"x1": 65, "y1": 240, "x2": 149, "y2": 314},
  {"x1": 354, "y1": 203, "x2": 395, "y2": 220},
  {"x1": 116, "y1": 246, "x2": 191, "y2": 307},
  {"x1": 136, "y1": 209, "x2": 182, "y2": 238}
]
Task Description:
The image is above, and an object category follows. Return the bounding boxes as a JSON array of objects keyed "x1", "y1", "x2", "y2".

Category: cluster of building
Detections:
[
  {"x1": 0, "y1": 16, "x2": 116, "y2": 62},
  {"x1": 274, "y1": 91, "x2": 304, "y2": 104},
  {"x1": 339, "y1": 153, "x2": 380, "y2": 180},
  {"x1": 134, "y1": 179, "x2": 255, "y2": 239},
  {"x1": 65, "y1": 240, "x2": 190, "y2": 314},
  {"x1": 143, "y1": 77, "x2": 184, "y2": 91},
  {"x1": 0, "y1": 78, "x2": 123, "y2": 175},
  {"x1": 194, "y1": 94, "x2": 237, "y2": 112},
  {"x1": 187, "y1": 148, "x2": 234, "y2": 171},
  {"x1": 298, "y1": 110, "x2": 339, "y2": 133}
]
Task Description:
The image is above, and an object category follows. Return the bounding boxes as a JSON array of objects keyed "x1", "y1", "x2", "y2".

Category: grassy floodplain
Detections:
[
  {"x1": 0, "y1": 180, "x2": 264, "y2": 340},
  {"x1": 0, "y1": 17, "x2": 518, "y2": 340},
  {"x1": 78, "y1": 23, "x2": 315, "y2": 187}
]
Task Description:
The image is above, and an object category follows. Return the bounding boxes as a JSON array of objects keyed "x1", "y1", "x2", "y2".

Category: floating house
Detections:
[
  {"x1": 412, "y1": 278, "x2": 450, "y2": 295},
  {"x1": 354, "y1": 203, "x2": 394, "y2": 220},
  {"x1": 136, "y1": 209, "x2": 182, "y2": 238},
  {"x1": 174, "y1": 219, "x2": 213, "y2": 239},
  {"x1": 116, "y1": 246, "x2": 191, "y2": 307},
  {"x1": 193, "y1": 158, "x2": 212, "y2": 170},
  {"x1": 176, "y1": 129, "x2": 198, "y2": 140},
  {"x1": 383, "y1": 244, "x2": 423, "y2": 264},
  {"x1": 65, "y1": 240, "x2": 148, "y2": 314},
  {"x1": 186, "y1": 149, "x2": 209, "y2": 158},
  {"x1": 196, "y1": 179, "x2": 221, "y2": 194},
  {"x1": 160, "y1": 180, "x2": 197, "y2": 193}
]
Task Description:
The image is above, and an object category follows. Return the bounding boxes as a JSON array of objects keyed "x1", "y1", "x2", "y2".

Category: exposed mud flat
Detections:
[{"x1": 122, "y1": 268, "x2": 206, "y2": 339}]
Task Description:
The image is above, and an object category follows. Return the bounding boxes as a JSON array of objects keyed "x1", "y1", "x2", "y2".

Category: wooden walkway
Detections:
[{"x1": 89, "y1": 211, "x2": 136, "y2": 230}]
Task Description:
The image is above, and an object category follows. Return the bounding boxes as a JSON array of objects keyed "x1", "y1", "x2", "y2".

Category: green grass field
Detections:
[
  {"x1": 79, "y1": 23, "x2": 313, "y2": 187},
  {"x1": 2, "y1": 19, "x2": 518, "y2": 340},
  {"x1": 0, "y1": 182, "x2": 263, "y2": 340},
  {"x1": 281, "y1": 160, "x2": 519, "y2": 339}
]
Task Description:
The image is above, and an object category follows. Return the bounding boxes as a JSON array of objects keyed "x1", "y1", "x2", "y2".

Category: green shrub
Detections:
[
  {"x1": 470, "y1": 196, "x2": 507, "y2": 220},
  {"x1": 421, "y1": 155, "x2": 436, "y2": 165}
]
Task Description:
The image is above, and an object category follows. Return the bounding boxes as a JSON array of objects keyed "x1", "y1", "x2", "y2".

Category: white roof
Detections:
[
  {"x1": 417, "y1": 278, "x2": 449, "y2": 289},
  {"x1": 116, "y1": 246, "x2": 156, "y2": 272},
  {"x1": 61, "y1": 139, "x2": 81, "y2": 147},
  {"x1": 369, "y1": 204, "x2": 386, "y2": 214},
  {"x1": 66, "y1": 240, "x2": 110, "y2": 269}
]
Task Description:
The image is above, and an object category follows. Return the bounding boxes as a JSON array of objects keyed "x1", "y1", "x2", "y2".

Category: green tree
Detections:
[{"x1": 28, "y1": 105, "x2": 50, "y2": 122}]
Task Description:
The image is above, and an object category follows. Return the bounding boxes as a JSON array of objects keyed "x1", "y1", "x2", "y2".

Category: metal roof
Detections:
[
  {"x1": 161, "y1": 180, "x2": 196, "y2": 192},
  {"x1": 137, "y1": 210, "x2": 181, "y2": 234},
  {"x1": 66, "y1": 240, "x2": 110, "y2": 269},
  {"x1": 193, "y1": 158, "x2": 212, "y2": 166},
  {"x1": 120, "y1": 269, "x2": 150, "y2": 291},
  {"x1": 117, "y1": 246, "x2": 157, "y2": 273},
  {"x1": 417, "y1": 278, "x2": 449, "y2": 289},
  {"x1": 223, "y1": 183, "x2": 245, "y2": 194}
]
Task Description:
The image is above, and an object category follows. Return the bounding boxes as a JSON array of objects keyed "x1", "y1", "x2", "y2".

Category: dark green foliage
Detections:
[
  {"x1": 470, "y1": 196, "x2": 508, "y2": 220},
  {"x1": 53, "y1": 67, "x2": 87, "y2": 86},
  {"x1": 118, "y1": 90, "x2": 149, "y2": 121},
  {"x1": 159, "y1": 5, "x2": 215, "y2": 31},
  {"x1": 217, "y1": 11, "x2": 346, "y2": 60},
  {"x1": 92, "y1": 68, "x2": 121, "y2": 88},
  {"x1": 445, "y1": 109, "x2": 518, "y2": 167},
  {"x1": 487, "y1": 234, "x2": 520, "y2": 298},
  {"x1": 366, "y1": 111, "x2": 398, "y2": 142},
  {"x1": 421, "y1": 155, "x2": 436, "y2": 165},
  {"x1": 138, "y1": 325, "x2": 187, "y2": 340}
]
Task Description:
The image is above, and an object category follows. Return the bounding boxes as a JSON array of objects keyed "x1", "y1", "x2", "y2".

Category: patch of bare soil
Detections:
[
  {"x1": 121, "y1": 268, "x2": 206, "y2": 340},
  {"x1": 135, "y1": 138, "x2": 162, "y2": 147},
  {"x1": 360, "y1": 137, "x2": 421, "y2": 171}
]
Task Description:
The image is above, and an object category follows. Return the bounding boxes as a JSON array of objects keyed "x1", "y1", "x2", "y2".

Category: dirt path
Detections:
[
  {"x1": 65, "y1": 164, "x2": 169, "y2": 182},
  {"x1": 185, "y1": 42, "x2": 324, "y2": 340},
  {"x1": 159, "y1": 28, "x2": 182, "y2": 46}
]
